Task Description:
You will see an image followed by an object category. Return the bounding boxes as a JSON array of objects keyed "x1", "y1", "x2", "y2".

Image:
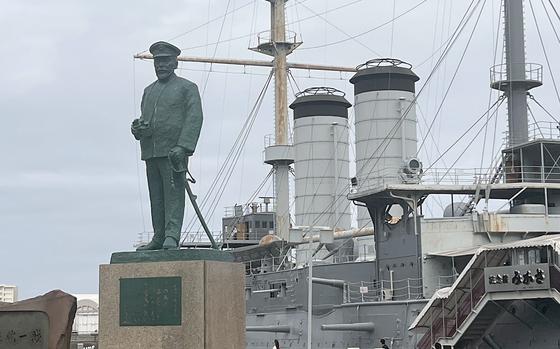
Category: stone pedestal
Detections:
[{"x1": 99, "y1": 250, "x2": 245, "y2": 349}]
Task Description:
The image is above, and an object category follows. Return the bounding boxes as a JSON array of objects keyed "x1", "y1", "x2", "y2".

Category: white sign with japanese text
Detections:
[{"x1": 484, "y1": 263, "x2": 550, "y2": 292}]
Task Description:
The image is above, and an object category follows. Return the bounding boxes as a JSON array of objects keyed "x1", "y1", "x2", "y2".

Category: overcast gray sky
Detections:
[{"x1": 2, "y1": 0, "x2": 559, "y2": 298}]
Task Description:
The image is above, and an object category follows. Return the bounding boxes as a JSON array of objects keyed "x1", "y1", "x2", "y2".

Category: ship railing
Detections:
[
  {"x1": 421, "y1": 168, "x2": 494, "y2": 185},
  {"x1": 264, "y1": 133, "x2": 293, "y2": 148},
  {"x1": 135, "y1": 230, "x2": 223, "y2": 248},
  {"x1": 527, "y1": 121, "x2": 560, "y2": 141},
  {"x1": 224, "y1": 230, "x2": 277, "y2": 243},
  {"x1": 255, "y1": 30, "x2": 300, "y2": 46},
  {"x1": 356, "y1": 163, "x2": 560, "y2": 193},
  {"x1": 426, "y1": 166, "x2": 560, "y2": 185},
  {"x1": 343, "y1": 274, "x2": 457, "y2": 304},
  {"x1": 224, "y1": 202, "x2": 275, "y2": 217},
  {"x1": 502, "y1": 165, "x2": 560, "y2": 183},
  {"x1": 243, "y1": 253, "x2": 373, "y2": 276},
  {"x1": 264, "y1": 134, "x2": 275, "y2": 148},
  {"x1": 418, "y1": 270, "x2": 486, "y2": 349},
  {"x1": 135, "y1": 231, "x2": 152, "y2": 246},
  {"x1": 355, "y1": 167, "x2": 496, "y2": 191},
  {"x1": 245, "y1": 255, "x2": 298, "y2": 275},
  {"x1": 331, "y1": 253, "x2": 373, "y2": 264},
  {"x1": 504, "y1": 121, "x2": 560, "y2": 144},
  {"x1": 183, "y1": 230, "x2": 224, "y2": 246},
  {"x1": 490, "y1": 62, "x2": 543, "y2": 86}
]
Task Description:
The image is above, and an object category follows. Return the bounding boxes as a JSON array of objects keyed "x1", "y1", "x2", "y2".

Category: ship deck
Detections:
[{"x1": 349, "y1": 182, "x2": 560, "y2": 202}]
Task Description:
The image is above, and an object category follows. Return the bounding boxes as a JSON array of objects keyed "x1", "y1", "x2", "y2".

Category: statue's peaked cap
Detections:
[{"x1": 149, "y1": 41, "x2": 181, "y2": 58}]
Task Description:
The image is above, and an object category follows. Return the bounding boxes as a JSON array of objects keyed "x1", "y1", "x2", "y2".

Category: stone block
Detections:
[
  {"x1": 0, "y1": 290, "x2": 77, "y2": 349},
  {"x1": 99, "y1": 252, "x2": 245, "y2": 349}
]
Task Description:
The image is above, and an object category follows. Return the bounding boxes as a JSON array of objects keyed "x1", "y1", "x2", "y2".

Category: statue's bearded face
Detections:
[{"x1": 154, "y1": 56, "x2": 178, "y2": 81}]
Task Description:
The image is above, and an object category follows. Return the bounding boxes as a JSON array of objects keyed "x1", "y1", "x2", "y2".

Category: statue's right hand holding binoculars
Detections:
[{"x1": 131, "y1": 118, "x2": 153, "y2": 140}]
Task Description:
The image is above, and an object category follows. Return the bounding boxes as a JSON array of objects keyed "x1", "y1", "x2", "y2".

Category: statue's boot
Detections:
[
  {"x1": 163, "y1": 236, "x2": 179, "y2": 250},
  {"x1": 136, "y1": 239, "x2": 163, "y2": 251}
]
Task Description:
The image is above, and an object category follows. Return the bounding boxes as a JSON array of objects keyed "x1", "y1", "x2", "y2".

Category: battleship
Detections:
[{"x1": 132, "y1": 0, "x2": 560, "y2": 348}]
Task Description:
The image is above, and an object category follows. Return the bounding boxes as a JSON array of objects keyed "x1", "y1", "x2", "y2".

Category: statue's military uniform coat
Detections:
[
  {"x1": 139, "y1": 74, "x2": 203, "y2": 159},
  {"x1": 138, "y1": 73, "x2": 203, "y2": 244}
]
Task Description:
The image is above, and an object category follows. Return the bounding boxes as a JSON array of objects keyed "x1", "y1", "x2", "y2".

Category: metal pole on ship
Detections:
[
  {"x1": 269, "y1": 0, "x2": 291, "y2": 241},
  {"x1": 307, "y1": 227, "x2": 313, "y2": 349}
]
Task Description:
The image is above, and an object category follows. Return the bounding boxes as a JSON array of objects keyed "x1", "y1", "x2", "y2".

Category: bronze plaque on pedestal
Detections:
[{"x1": 120, "y1": 277, "x2": 182, "y2": 326}]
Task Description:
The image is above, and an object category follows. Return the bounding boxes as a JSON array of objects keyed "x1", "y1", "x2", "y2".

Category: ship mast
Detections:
[
  {"x1": 252, "y1": 0, "x2": 301, "y2": 241},
  {"x1": 492, "y1": 0, "x2": 542, "y2": 146},
  {"x1": 272, "y1": 0, "x2": 289, "y2": 147}
]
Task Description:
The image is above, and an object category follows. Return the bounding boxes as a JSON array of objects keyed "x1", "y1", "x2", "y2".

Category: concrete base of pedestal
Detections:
[{"x1": 99, "y1": 251, "x2": 245, "y2": 349}]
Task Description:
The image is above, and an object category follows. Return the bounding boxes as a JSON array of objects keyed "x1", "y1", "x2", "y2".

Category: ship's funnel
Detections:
[
  {"x1": 290, "y1": 87, "x2": 352, "y2": 230},
  {"x1": 350, "y1": 58, "x2": 420, "y2": 227}
]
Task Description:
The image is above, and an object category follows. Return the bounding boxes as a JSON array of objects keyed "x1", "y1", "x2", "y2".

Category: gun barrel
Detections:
[
  {"x1": 321, "y1": 322, "x2": 375, "y2": 332},
  {"x1": 311, "y1": 277, "x2": 345, "y2": 288},
  {"x1": 246, "y1": 325, "x2": 291, "y2": 333}
]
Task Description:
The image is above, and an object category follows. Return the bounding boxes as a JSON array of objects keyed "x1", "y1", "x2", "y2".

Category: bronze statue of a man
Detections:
[{"x1": 132, "y1": 41, "x2": 203, "y2": 250}]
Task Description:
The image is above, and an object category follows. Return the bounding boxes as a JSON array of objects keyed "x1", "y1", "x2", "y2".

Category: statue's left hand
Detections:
[{"x1": 169, "y1": 146, "x2": 187, "y2": 172}]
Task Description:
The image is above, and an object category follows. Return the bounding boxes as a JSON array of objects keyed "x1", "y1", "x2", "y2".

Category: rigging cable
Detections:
[
  {"x1": 360, "y1": 0, "x2": 482, "y2": 183},
  {"x1": 317, "y1": 93, "x2": 502, "y2": 228},
  {"x1": 202, "y1": 0, "x2": 234, "y2": 97},
  {"x1": 299, "y1": 0, "x2": 428, "y2": 51},
  {"x1": 180, "y1": 0, "x2": 367, "y2": 51},
  {"x1": 198, "y1": 71, "x2": 273, "y2": 228},
  {"x1": 426, "y1": 95, "x2": 506, "y2": 172},
  {"x1": 195, "y1": 167, "x2": 273, "y2": 247},
  {"x1": 216, "y1": 0, "x2": 238, "y2": 181},
  {"x1": 491, "y1": 0, "x2": 507, "y2": 173},
  {"x1": 205, "y1": 0, "x2": 213, "y2": 58},
  {"x1": 416, "y1": 103, "x2": 447, "y2": 210},
  {"x1": 346, "y1": 0, "x2": 480, "y2": 220},
  {"x1": 415, "y1": 33, "x2": 454, "y2": 69},
  {"x1": 528, "y1": 0, "x2": 560, "y2": 108},
  {"x1": 294, "y1": 0, "x2": 382, "y2": 56},
  {"x1": 287, "y1": 72, "x2": 298, "y2": 97},
  {"x1": 287, "y1": 70, "x2": 303, "y2": 143},
  {"x1": 135, "y1": 0, "x2": 256, "y2": 55},
  {"x1": 416, "y1": 0, "x2": 487, "y2": 156},
  {"x1": 547, "y1": 0, "x2": 560, "y2": 23},
  {"x1": 238, "y1": 0, "x2": 260, "y2": 199},
  {"x1": 435, "y1": 97, "x2": 505, "y2": 183},
  {"x1": 527, "y1": 104, "x2": 546, "y2": 138},
  {"x1": 183, "y1": 70, "x2": 273, "y2": 233},
  {"x1": 528, "y1": 94, "x2": 560, "y2": 123},
  {"x1": 425, "y1": 0, "x2": 442, "y2": 145},
  {"x1": 293, "y1": 0, "x2": 305, "y2": 45},
  {"x1": 305, "y1": 0, "x2": 485, "y2": 227},
  {"x1": 541, "y1": 0, "x2": 560, "y2": 45},
  {"x1": 288, "y1": 70, "x2": 302, "y2": 94},
  {"x1": 248, "y1": 0, "x2": 259, "y2": 47},
  {"x1": 390, "y1": 0, "x2": 397, "y2": 57},
  {"x1": 480, "y1": 0, "x2": 504, "y2": 171},
  {"x1": 132, "y1": 58, "x2": 147, "y2": 233}
]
